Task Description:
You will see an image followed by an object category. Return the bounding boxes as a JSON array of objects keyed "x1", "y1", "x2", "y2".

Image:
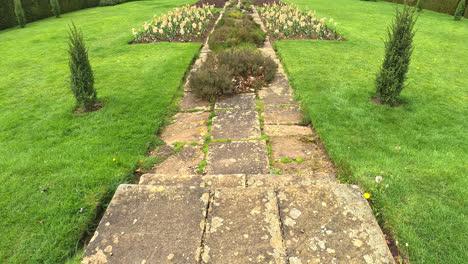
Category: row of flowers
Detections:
[
  {"x1": 258, "y1": 3, "x2": 341, "y2": 40},
  {"x1": 132, "y1": 4, "x2": 216, "y2": 43}
]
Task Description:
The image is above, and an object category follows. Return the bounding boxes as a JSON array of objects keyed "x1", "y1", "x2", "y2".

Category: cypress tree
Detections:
[
  {"x1": 454, "y1": 0, "x2": 466, "y2": 21},
  {"x1": 375, "y1": 5, "x2": 417, "y2": 106},
  {"x1": 68, "y1": 23, "x2": 97, "y2": 111},
  {"x1": 50, "y1": 0, "x2": 61, "y2": 18},
  {"x1": 14, "y1": 0, "x2": 26, "y2": 28},
  {"x1": 416, "y1": 0, "x2": 424, "y2": 12}
]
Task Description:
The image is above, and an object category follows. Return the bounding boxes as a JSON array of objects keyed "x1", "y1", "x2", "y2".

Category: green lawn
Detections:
[
  {"x1": 0, "y1": 0, "x2": 200, "y2": 262},
  {"x1": 277, "y1": 0, "x2": 467, "y2": 263}
]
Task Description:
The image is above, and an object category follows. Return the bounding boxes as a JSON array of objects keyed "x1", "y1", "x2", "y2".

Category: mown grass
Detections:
[
  {"x1": 277, "y1": 0, "x2": 467, "y2": 263},
  {"x1": 0, "y1": 0, "x2": 200, "y2": 262}
]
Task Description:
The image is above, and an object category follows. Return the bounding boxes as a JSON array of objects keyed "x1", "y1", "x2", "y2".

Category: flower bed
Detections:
[
  {"x1": 132, "y1": 5, "x2": 218, "y2": 43},
  {"x1": 258, "y1": 3, "x2": 344, "y2": 41},
  {"x1": 208, "y1": 2, "x2": 266, "y2": 51}
]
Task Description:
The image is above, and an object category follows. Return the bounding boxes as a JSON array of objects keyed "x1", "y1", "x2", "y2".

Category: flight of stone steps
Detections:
[{"x1": 82, "y1": 3, "x2": 394, "y2": 264}]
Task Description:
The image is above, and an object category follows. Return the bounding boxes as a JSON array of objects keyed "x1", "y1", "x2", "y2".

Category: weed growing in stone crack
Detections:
[
  {"x1": 270, "y1": 168, "x2": 282, "y2": 175},
  {"x1": 172, "y1": 142, "x2": 185, "y2": 153},
  {"x1": 211, "y1": 139, "x2": 232, "y2": 142},
  {"x1": 197, "y1": 101, "x2": 216, "y2": 174}
]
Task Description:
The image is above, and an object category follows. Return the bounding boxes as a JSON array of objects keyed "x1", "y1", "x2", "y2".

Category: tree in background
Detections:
[
  {"x1": 416, "y1": 0, "x2": 424, "y2": 12},
  {"x1": 375, "y1": 5, "x2": 417, "y2": 106},
  {"x1": 68, "y1": 23, "x2": 97, "y2": 111},
  {"x1": 50, "y1": 0, "x2": 61, "y2": 18},
  {"x1": 454, "y1": 0, "x2": 466, "y2": 20},
  {"x1": 14, "y1": 0, "x2": 26, "y2": 28}
]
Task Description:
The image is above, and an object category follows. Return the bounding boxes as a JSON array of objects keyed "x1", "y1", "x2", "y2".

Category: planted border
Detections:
[{"x1": 258, "y1": 3, "x2": 344, "y2": 41}]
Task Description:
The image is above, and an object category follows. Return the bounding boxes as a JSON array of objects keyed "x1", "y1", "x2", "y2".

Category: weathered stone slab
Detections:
[
  {"x1": 152, "y1": 145, "x2": 204, "y2": 175},
  {"x1": 161, "y1": 112, "x2": 209, "y2": 144},
  {"x1": 269, "y1": 136, "x2": 314, "y2": 161},
  {"x1": 82, "y1": 184, "x2": 208, "y2": 264},
  {"x1": 202, "y1": 188, "x2": 287, "y2": 263},
  {"x1": 179, "y1": 92, "x2": 210, "y2": 111},
  {"x1": 215, "y1": 94, "x2": 256, "y2": 110},
  {"x1": 259, "y1": 47, "x2": 276, "y2": 58},
  {"x1": 269, "y1": 136, "x2": 336, "y2": 174},
  {"x1": 277, "y1": 185, "x2": 394, "y2": 264},
  {"x1": 206, "y1": 141, "x2": 269, "y2": 175},
  {"x1": 258, "y1": 87, "x2": 296, "y2": 106},
  {"x1": 211, "y1": 109, "x2": 261, "y2": 140},
  {"x1": 264, "y1": 125, "x2": 311, "y2": 137},
  {"x1": 263, "y1": 105, "x2": 302, "y2": 125},
  {"x1": 139, "y1": 174, "x2": 246, "y2": 188},
  {"x1": 272, "y1": 159, "x2": 332, "y2": 175},
  {"x1": 247, "y1": 173, "x2": 336, "y2": 188}
]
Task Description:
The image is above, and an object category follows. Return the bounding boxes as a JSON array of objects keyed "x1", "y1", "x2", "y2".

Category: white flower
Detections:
[
  {"x1": 405, "y1": 243, "x2": 409, "y2": 247},
  {"x1": 375, "y1": 176, "x2": 384, "y2": 183},
  {"x1": 159, "y1": 28, "x2": 164, "y2": 34}
]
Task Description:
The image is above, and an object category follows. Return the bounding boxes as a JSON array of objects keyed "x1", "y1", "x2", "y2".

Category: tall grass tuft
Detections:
[
  {"x1": 14, "y1": 0, "x2": 26, "y2": 28},
  {"x1": 68, "y1": 23, "x2": 97, "y2": 111},
  {"x1": 375, "y1": 5, "x2": 417, "y2": 106}
]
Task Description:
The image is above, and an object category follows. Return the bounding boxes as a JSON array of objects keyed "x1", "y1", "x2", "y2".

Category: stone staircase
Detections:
[
  {"x1": 82, "y1": 173, "x2": 393, "y2": 263},
  {"x1": 81, "y1": 4, "x2": 394, "y2": 263}
]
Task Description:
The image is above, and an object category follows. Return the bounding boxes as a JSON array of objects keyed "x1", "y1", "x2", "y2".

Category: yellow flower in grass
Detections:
[
  {"x1": 363, "y1": 193, "x2": 371, "y2": 199},
  {"x1": 112, "y1": 158, "x2": 116, "y2": 162}
]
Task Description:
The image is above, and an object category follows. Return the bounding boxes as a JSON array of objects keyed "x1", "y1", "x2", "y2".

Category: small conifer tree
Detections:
[
  {"x1": 416, "y1": 0, "x2": 424, "y2": 12},
  {"x1": 375, "y1": 5, "x2": 417, "y2": 106},
  {"x1": 68, "y1": 24, "x2": 97, "y2": 111},
  {"x1": 454, "y1": 0, "x2": 466, "y2": 21},
  {"x1": 50, "y1": 0, "x2": 61, "y2": 18},
  {"x1": 14, "y1": 0, "x2": 26, "y2": 28}
]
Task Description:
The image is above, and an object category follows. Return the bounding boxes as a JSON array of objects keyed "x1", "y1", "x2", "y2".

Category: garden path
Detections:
[{"x1": 81, "y1": 3, "x2": 394, "y2": 264}]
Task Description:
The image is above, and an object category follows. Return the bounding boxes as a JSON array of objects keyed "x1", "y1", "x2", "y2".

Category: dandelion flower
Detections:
[
  {"x1": 375, "y1": 176, "x2": 384, "y2": 183},
  {"x1": 112, "y1": 158, "x2": 116, "y2": 162},
  {"x1": 363, "y1": 193, "x2": 371, "y2": 199}
]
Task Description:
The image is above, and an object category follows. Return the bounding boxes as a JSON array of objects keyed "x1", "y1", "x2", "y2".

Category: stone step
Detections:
[
  {"x1": 83, "y1": 183, "x2": 394, "y2": 263},
  {"x1": 139, "y1": 173, "x2": 336, "y2": 188}
]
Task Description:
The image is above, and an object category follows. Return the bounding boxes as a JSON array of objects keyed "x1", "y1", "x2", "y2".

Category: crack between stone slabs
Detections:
[
  {"x1": 274, "y1": 189, "x2": 291, "y2": 264},
  {"x1": 197, "y1": 190, "x2": 214, "y2": 264}
]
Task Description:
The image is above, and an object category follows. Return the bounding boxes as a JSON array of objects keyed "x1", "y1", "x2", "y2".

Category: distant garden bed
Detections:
[
  {"x1": 193, "y1": 0, "x2": 227, "y2": 9},
  {"x1": 258, "y1": 3, "x2": 345, "y2": 41},
  {"x1": 131, "y1": 5, "x2": 220, "y2": 44}
]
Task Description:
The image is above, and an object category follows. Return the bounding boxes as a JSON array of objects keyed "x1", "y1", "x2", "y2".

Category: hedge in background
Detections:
[
  {"x1": 385, "y1": 0, "x2": 461, "y2": 15},
  {"x1": 465, "y1": 2, "x2": 468, "y2": 17},
  {"x1": 0, "y1": 0, "x2": 17, "y2": 30},
  {"x1": 0, "y1": 0, "x2": 100, "y2": 30}
]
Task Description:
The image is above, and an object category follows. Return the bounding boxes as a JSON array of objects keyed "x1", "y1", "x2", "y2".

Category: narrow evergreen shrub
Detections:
[
  {"x1": 416, "y1": 0, "x2": 424, "y2": 12},
  {"x1": 375, "y1": 5, "x2": 417, "y2": 106},
  {"x1": 50, "y1": 0, "x2": 61, "y2": 18},
  {"x1": 14, "y1": 0, "x2": 26, "y2": 28},
  {"x1": 454, "y1": 0, "x2": 466, "y2": 20},
  {"x1": 68, "y1": 23, "x2": 97, "y2": 111}
]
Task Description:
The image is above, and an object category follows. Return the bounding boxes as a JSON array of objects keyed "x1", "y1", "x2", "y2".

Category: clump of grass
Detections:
[
  {"x1": 454, "y1": 0, "x2": 466, "y2": 21},
  {"x1": 375, "y1": 5, "x2": 417, "y2": 106},
  {"x1": 68, "y1": 23, "x2": 97, "y2": 111},
  {"x1": 14, "y1": 0, "x2": 26, "y2": 28}
]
